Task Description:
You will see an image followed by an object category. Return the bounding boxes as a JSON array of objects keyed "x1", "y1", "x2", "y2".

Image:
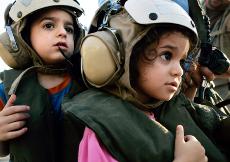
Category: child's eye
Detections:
[
  {"x1": 44, "y1": 23, "x2": 54, "y2": 29},
  {"x1": 65, "y1": 26, "x2": 74, "y2": 34},
  {"x1": 160, "y1": 52, "x2": 172, "y2": 61}
]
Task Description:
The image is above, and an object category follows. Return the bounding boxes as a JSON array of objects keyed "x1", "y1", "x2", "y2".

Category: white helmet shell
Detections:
[
  {"x1": 9, "y1": 0, "x2": 84, "y2": 22},
  {"x1": 124, "y1": 0, "x2": 198, "y2": 39}
]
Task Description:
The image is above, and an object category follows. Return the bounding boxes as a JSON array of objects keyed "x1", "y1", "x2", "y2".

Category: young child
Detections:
[
  {"x1": 0, "y1": 0, "x2": 85, "y2": 161},
  {"x1": 62, "y1": 0, "x2": 229, "y2": 162}
]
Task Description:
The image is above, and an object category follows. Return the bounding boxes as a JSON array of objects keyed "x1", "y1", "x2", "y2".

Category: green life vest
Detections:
[
  {"x1": 63, "y1": 89, "x2": 229, "y2": 162},
  {"x1": 0, "y1": 69, "x2": 85, "y2": 162}
]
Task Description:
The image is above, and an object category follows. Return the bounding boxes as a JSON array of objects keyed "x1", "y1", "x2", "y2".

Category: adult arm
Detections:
[
  {"x1": 183, "y1": 65, "x2": 230, "y2": 101},
  {"x1": 214, "y1": 66, "x2": 230, "y2": 79}
]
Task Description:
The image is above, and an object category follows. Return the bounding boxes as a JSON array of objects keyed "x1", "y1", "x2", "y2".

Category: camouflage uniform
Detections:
[{"x1": 204, "y1": 1, "x2": 230, "y2": 100}]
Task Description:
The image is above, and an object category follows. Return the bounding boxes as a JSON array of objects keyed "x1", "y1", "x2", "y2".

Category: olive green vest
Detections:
[
  {"x1": 0, "y1": 69, "x2": 85, "y2": 162},
  {"x1": 63, "y1": 89, "x2": 229, "y2": 162}
]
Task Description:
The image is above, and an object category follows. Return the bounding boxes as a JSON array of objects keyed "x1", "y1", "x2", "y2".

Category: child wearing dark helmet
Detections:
[
  {"x1": 0, "y1": 0, "x2": 86, "y2": 161},
  {"x1": 62, "y1": 0, "x2": 229, "y2": 162}
]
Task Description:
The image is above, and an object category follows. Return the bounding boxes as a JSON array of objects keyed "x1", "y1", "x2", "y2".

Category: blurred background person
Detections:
[{"x1": 202, "y1": 0, "x2": 230, "y2": 100}]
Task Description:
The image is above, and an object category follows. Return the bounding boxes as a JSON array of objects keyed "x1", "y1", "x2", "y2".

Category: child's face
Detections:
[
  {"x1": 30, "y1": 8, "x2": 75, "y2": 65},
  {"x1": 136, "y1": 32, "x2": 190, "y2": 102}
]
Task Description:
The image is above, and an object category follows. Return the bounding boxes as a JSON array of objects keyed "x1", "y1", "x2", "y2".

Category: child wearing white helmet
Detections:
[
  {"x1": 62, "y1": 0, "x2": 229, "y2": 162},
  {"x1": 0, "y1": 0, "x2": 86, "y2": 162}
]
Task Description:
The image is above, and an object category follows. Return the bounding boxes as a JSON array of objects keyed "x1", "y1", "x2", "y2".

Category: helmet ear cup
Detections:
[
  {"x1": 0, "y1": 41, "x2": 17, "y2": 68},
  {"x1": 80, "y1": 29, "x2": 124, "y2": 87},
  {"x1": 0, "y1": 29, "x2": 32, "y2": 69}
]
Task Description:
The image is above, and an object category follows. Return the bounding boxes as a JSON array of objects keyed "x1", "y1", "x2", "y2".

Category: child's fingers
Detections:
[
  {"x1": 4, "y1": 94, "x2": 16, "y2": 109},
  {"x1": 9, "y1": 127, "x2": 28, "y2": 139},
  {"x1": 175, "y1": 125, "x2": 185, "y2": 146},
  {"x1": 1, "y1": 105, "x2": 30, "y2": 116},
  {"x1": 4, "y1": 120, "x2": 27, "y2": 133},
  {"x1": 1, "y1": 127, "x2": 28, "y2": 141},
  {"x1": 184, "y1": 135, "x2": 198, "y2": 142},
  {"x1": 4, "y1": 111, "x2": 30, "y2": 124}
]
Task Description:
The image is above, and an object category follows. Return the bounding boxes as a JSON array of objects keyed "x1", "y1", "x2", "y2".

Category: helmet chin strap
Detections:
[
  {"x1": 59, "y1": 47, "x2": 74, "y2": 67},
  {"x1": 7, "y1": 48, "x2": 74, "y2": 95}
]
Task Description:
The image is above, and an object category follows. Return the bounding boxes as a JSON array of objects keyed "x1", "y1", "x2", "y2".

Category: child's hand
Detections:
[
  {"x1": 0, "y1": 94, "x2": 30, "y2": 141},
  {"x1": 173, "y1": 125, "x2": 208, "y2": 162}
]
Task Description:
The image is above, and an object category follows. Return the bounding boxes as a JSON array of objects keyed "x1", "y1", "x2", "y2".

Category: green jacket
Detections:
[
  {"x1": 0, "y1": 69, "x2": 84, "y2": 162},
  {"x1": 63, "y1": 89, "x2": 229, "y2": 162}
]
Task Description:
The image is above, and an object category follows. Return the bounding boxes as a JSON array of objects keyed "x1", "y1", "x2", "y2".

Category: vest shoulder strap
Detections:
[{"x1": 0, "y1": 69, "x2": 22, "y2": 96}]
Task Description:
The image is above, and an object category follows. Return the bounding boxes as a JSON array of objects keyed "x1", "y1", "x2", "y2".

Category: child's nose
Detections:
[
  {"x1": 171, "y1": 62, "x2": 184, "y2": 77},
  {"x1": 57, "y1": 26, "x2": 67, "y2": 37}
]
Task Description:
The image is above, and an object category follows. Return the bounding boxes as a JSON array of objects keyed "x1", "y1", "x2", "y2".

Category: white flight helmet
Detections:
[
  {"x1": 80, "y1": 0, "x2": 198, "y2": 89},
  {"x1": 9, "y1": 0, "x2": 83, "y2": 22},
  {"x1": 0, "y1": 0, "x2": 84, "y2": 69}
]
